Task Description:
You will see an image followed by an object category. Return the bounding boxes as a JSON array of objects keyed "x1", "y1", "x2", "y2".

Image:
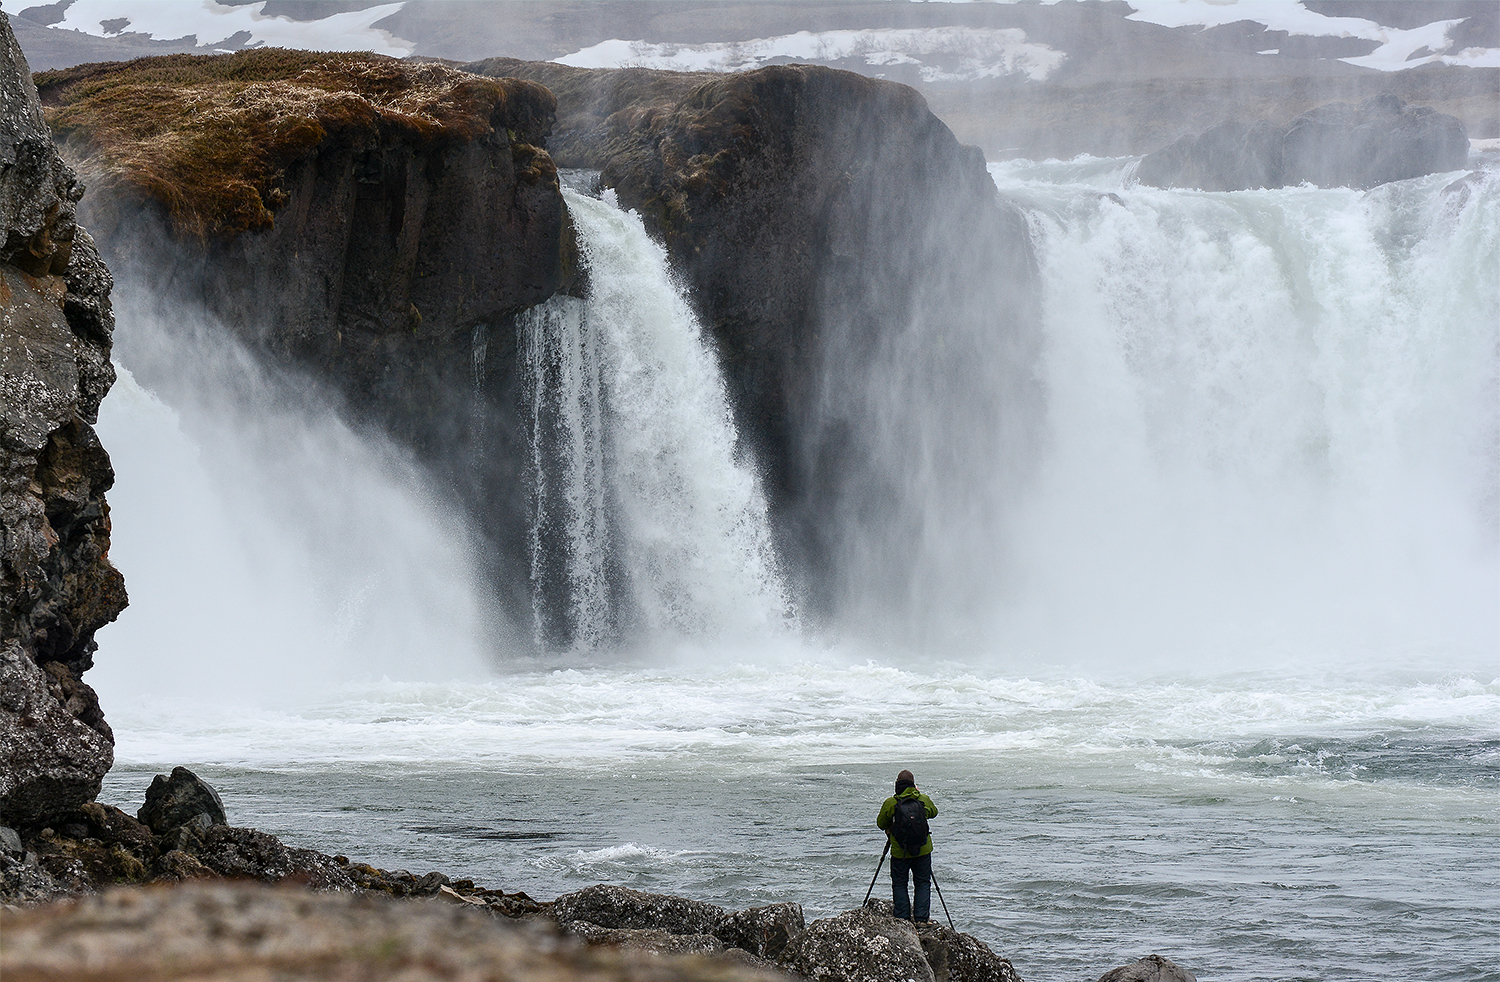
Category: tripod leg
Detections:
[
  {"x1": 863, "y1": 839, "x2": 891, "y2": 905},
  {"x1": 930, "y1": 870, "x2": 956, "y2": 932}
]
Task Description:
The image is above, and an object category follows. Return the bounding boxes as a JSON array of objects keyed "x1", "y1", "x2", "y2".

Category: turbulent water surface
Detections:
[{"x1": 92, "y1": 161, "x2": 1498, "y2": 982}]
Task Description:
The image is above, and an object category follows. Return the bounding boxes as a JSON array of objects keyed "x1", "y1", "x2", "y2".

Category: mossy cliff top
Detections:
[{"x1": 34, "y1": 49, "x2": 557, "y2": 239}]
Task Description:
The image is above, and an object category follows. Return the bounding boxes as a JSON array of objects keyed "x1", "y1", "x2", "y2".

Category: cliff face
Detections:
[
  {"x1": 471, "y1": 62, "x2": 1041, "y2": 619},
  {"x1": 39, "y1": 51, "x2": 574, "y2": 621},
  {"x1": 0, "y1": 10, "x2": 124, "y2": 829}
]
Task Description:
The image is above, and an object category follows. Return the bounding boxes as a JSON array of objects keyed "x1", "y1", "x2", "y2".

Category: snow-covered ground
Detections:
[
  {"x1": 1124, "y1": 0, "x2": 1500, "y2": 70},
  {"x1": 21, "y1": 0, "x2": 1498, "y2": 75},
  {"x1": 40, "y1": 0, "x2": 413, "y2": 56},
  {"x1": 555, "y1": 27, "x2": 1067, "y2": 83}
]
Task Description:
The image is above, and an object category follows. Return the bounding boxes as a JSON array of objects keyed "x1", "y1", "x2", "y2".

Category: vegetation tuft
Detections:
[{"x1": 36, "y1": 49, "x2": 554, "y2": 239}]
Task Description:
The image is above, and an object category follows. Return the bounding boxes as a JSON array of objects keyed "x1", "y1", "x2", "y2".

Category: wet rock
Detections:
[
  {"x1": 916, "y1": 922, "x2": 1023, "y2": 982},
  {"x1": 138, "y1": 767, "x2": 226, "y2": 833},
  {"x1": 565, "y1": 921, "x2": 728, "y2": 955},
  {"x1": 1097, "y1": 954, "x2": 1198, "y2": 982},
  {"x1": 1139, "y1": 95, "x2": 1469, "y2": 191},
  {"x1": 0, "y1": 825, "x2": 22, "y2": 857},
  {"x1": 150, "y1": 849, "x2": 215, "y2": 883},
  {"x1": 470, "y1": 62, "x2": 1041, "y2": 621},
  {"x1": 0, "y1": 881, "x2": 791, "y2": 982},
  {"x1": 715, "y1": 902, "x2": 805, "y2": 960},
  {"x1": 553, "y1": 883, "x2": 728, "y2": 936},
  {"x1": 191, "y1": 825, "x2": 356, "y2": 891},
  {"x1": 778, "y1": 906, "x2": 935, "y2": 982},
  {"x1": 1, "y1": 8, "x2": 124, "y2": 832}
]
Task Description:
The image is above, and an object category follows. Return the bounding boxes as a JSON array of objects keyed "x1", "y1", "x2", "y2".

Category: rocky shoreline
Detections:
[{"x1": 0, "y1": 766, "x2": 1199, "y2": 982}]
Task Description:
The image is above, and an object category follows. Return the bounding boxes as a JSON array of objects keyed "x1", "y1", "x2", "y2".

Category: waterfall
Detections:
[
  {"x1": 522, "y1": 189, "x2": 794, "y2": 650},
  {"x1": 985, "y1": 160, "x2": 1499, "y2": 670}
]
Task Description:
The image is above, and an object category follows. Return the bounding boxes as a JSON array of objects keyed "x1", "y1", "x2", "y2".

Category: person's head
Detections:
[{"x1": 895, "y1": 769, "x2": 915, "y2": 792}]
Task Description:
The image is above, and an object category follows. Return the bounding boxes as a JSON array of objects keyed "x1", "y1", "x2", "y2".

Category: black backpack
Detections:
[{"x1": 891, "y1": 796, "x2": 929, "y2": 853}]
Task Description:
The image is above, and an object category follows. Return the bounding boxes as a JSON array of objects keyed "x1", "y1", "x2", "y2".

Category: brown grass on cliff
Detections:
[{"x1": 35, "y1": 49, "x2": 553, "y2": 240}]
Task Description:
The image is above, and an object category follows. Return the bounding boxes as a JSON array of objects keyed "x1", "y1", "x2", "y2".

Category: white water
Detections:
[
  {"x1": 979, "y1": 157, "x2": 1499, "y2": 675},
  {"x1": 522, "y1": 189, "x2": 793, "y2": 649},
  {"x1": 87, "y1": 158, "x2": 1499, "y2": 981}
]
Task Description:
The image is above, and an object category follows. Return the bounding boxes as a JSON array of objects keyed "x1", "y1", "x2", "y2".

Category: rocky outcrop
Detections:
[
  {"x1": 1096, "y1": 954, "x2": 1198, "y2": 982},
  {"x1": 552, "y1": 884, "x2": 805, "y2": 965},
  {"x1": 137, "y1": 765, "x2": 226, "y2": 833},
  {"x1": 780, "y1": 907, "x2": 936, "y2": 982},
  {"x1": 35, "y1": 50, "x2": 575, "y2": 624},
  {"x1": 0, "y1": 881, "x2": 790, "y2": 982},
  {"x1": 555, "y1": 883, "x2": 730, "y2": 936},
  {"x1": 553, "y1": 886, "x2": 1022, "y2": 982},
  {"x1": 1, "y1": 767, "x2": 545, "y2": 911},
  {"x1": 1138, "y1": 94, "x2": 1470, "y2": 191},
  {"x1": 0, "y1": 9, "x2": 124, "y2": 830},
  {"x1": 470, "y1": 62, "x2": 1041, "y2": 620}
]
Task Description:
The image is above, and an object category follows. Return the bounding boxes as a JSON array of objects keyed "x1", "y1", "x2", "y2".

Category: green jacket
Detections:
[{"x1": 876, "y1": 787, "x2": 937, "y2": 859}]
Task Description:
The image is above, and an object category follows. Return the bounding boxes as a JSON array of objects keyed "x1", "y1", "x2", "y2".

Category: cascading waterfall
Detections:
[
  {"x1": 983, "y1": 158, "x2": 1499, "y2": 669},
  {"x1": 522, "y1": 188, "x2": 794, "y2": 650}
]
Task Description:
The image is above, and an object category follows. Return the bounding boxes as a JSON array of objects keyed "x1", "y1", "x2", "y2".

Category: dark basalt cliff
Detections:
[
  {"x1": 36, "y1": 50, "x2": 1039, "y2": 631},
  {"x1": 470, "y1": 60, "x2": 1040, "y2": 618},
  {"x1": 36, "y1": 50, "x2": 575, "y2": 619},
  {"x1": 1137, "y1": 94, "x2": 1470, "y2": 191},
  {"x1": 0, "y1": 10, "x2": 124, "y2": 829}
]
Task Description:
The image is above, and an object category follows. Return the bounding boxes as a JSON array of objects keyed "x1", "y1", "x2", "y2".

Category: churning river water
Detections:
[{"x1": 91, "y1": 155, "x2": 1497, "y2": 981}]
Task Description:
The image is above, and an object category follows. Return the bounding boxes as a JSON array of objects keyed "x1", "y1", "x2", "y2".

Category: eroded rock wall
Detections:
[
  {"x1": 0, "y1": 9, "x2": 123, "y2": 830},
  {"x1": 472, "y1": 62, "x2": 1042, "y2": 621},
  {"x1": 39, "y1": 53, "x2": 575, "y2": 625}
]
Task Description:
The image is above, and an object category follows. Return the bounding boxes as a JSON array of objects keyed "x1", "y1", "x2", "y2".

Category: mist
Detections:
[{"x1": 89, "y1": 285, "x2": 501, "y2": 705}]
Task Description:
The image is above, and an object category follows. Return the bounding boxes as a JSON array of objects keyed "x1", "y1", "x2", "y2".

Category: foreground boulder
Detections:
[
  {"x1": 1, "y1": 8, "x2": 125, "y2": 831},
  {"x1": 0, "y1": 881, "x2": 787, "y2": 982},
  {"x1": 778, "y1": 905, "x2": 1023, "y2": 982},
  {"x1": 1138, "y1": 94, "x2": 1469, "y2": 191},
  {"x1": 779, "y1": 907, "x2": 936, "y2": 982},
  {"x1": 1097, "y1": 953, "x2": 1198, "y2": 982},
  {"x1": 555, "y1": 883, "x2": 729, "y2": 936}
]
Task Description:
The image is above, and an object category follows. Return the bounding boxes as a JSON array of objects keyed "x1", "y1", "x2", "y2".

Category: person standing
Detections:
[{"x1": 876, "y1": 769, "x2": 938, "y2": 922}]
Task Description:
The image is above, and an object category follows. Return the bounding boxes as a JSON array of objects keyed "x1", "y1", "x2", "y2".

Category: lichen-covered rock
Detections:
[
  {"x1": 189, "y1": 825, "x2": 357, "y2": 891},
  {"x1": 553, "y1": 883, "x2": 729, "y2": 936},
  {"x1": 1096, "y1": 953, "x2": 1198, "y2": 982},
  {"x1": 1138, "y1": 94, "x2": 1469, "y2": 191},
  {"x1": 566, "y1": 921, "x2": 729, "y2": 955},
  {"x1": 778, "y1": 907, "x2": 935, "y2": 982},
  {"x1": 715, "y1": 902, "x2": 805, "y2": 960},
  {"x1": 137, "y1": 766, "x2": 227, "y2": 834},
  {"x1": 0, "y1": 881, "x2": 793, "y2": 982},
  {"x1": 916, "y1": 922, "x2": 1023, "y2": 982}
]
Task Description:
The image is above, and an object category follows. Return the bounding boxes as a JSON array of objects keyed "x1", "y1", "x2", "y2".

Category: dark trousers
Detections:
[{"x1": 891, "y1": 853, "x2": 932, "y2": 921}]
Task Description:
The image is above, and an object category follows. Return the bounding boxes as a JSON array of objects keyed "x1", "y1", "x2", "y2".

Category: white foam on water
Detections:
[{"x1": 984, "y1": 161, "x2": 1499, "y2": 675}]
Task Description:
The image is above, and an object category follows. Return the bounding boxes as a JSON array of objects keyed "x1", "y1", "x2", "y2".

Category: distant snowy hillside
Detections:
[{"x1": 13, "y1": 0, "x2": 1498, "y2": 75}]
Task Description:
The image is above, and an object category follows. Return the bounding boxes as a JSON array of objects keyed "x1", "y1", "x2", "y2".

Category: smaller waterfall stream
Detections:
[{"x1": 523, "y1": 189, "x2": 793, "y2": 650}]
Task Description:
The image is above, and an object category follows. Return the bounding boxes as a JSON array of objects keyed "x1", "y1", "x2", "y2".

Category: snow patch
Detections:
[
  {"x1": 1125, "y1": 0, "x2": 1500, "y2": 71},
  {"x1": 555, "y1": 27, "x2": 1066, "y2": 83},
  {"x1": 48, "y1": 0, "x2": 414, "y2": 57}
]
